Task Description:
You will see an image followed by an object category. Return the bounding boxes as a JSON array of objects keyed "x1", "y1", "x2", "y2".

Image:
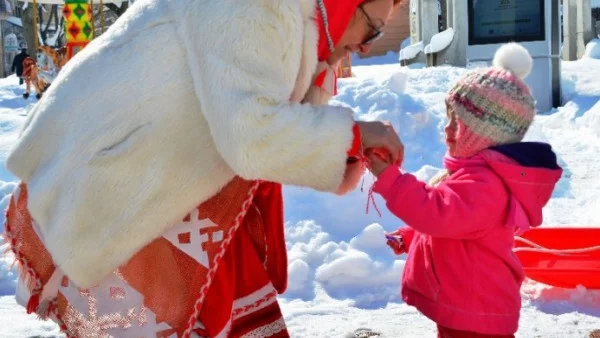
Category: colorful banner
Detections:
[{"x1": 63, "y1": 0, "x2": 94, "y2": 58}]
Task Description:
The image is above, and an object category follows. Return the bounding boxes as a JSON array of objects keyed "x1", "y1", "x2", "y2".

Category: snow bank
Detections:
[
  {"x1": 286, "y1": 221, "x2": 403, "y2": 308},
  {"x1": 561, "y1": 58, "x2": 600, "y2": 103},
  {"x1": 584, "y1": 39, "x2": 600, "y2": 60},
  {"x1": 0, "y1": 76, "x2": 32, "y2": 297},
  {"x1": 0, "y1": 297, "x2": 62, "y2": 338},
  {"x1": 577, "y1": 100, "x2": 600, "y2": 137},
  {"x1": 521, "y1": 280, "x2": 600, "y2": 318}
]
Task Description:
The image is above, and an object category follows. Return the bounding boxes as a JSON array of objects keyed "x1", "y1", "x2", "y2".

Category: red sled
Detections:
[{"x1": 514, "y1": 227, "x2": 600, "y2": 289}]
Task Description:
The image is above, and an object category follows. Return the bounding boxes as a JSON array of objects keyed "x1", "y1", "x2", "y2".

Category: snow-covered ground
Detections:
[{"x1": 0, "y1": 49, "x2": 599, "y2": 337}]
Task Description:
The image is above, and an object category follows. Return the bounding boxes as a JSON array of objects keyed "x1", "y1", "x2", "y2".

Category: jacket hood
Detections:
[{"x1": 485, "y1": 142, "x2": 563, "y2": 230}]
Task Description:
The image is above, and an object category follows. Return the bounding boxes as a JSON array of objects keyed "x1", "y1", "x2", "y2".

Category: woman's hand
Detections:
[
  {"x1": 355, "y1": 121, "x2": 404, "y2": 165},
  {"x1": 365, "y1": 148, "x2": 395, "y2": 177}
]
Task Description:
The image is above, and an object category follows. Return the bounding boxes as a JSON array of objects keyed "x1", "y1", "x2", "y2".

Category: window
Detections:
[{"x1": 468, "y1": 0, "x2": 545, "y2": 45}]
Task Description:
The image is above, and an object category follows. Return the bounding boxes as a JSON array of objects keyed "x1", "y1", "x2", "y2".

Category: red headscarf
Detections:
[{"x1": 316, "y1": 0, "x2": 366, "y2": 61}]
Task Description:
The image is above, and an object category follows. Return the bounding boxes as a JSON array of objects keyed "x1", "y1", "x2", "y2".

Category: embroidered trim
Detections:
[
  {"x1": 182, "y1": 181, "x2": 262, "y2": 338},
  {"x1": 232, "y1": 286, "x2": 278, "y2": 320},
  {"x1": 240, "y1": 317, "x2": 287, "y2": 338},
  {"x1": 3, "y1": 185, "x2": 44, "y2": 315},
  {"x1": 48, "y1": 299, "x2": 73, "y2": 338},
  {"x1": 233, "y1": 283, "x2": 275, "y2": 309}
]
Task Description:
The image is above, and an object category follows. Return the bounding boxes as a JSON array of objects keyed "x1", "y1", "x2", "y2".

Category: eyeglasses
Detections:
[{"x1": 358, "y1": 5, "x2": 385, "y2": 46}]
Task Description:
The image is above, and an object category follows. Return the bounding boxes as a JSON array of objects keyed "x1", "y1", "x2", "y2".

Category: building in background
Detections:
[
  {"x1": 0, "y1": 0, "x2": 25, "y2": 78},
  {"x1": 593, "y1": 0, "x2": 600, "y2": 36},
  {"x1": 358, "y1": 1, "x2": 410, "y2": 58}
]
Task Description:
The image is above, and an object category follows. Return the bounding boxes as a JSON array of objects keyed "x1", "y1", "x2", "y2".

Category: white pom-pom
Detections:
[{"x1": 493, "y1": 43, "x2": 533, "y2": 79}]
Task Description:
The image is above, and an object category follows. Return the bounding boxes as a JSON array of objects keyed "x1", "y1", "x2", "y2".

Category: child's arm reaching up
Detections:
[{"x1": 367, "y1": 154, "x2": 508, "y2": 240}]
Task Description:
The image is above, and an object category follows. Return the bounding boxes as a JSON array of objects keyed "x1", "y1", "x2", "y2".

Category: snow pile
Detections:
[
  {"x1": 0, "y1": 76, "x2": 32, "y2": 298},
  {"x1": 286, "y1": 221, "x2": 404, "y2": 308},
  {"x1": 584, "y1": 38, "x2": 600, "y2": 59},
  {"x1": 577, "y1": 99, "x2": 600, "y2": 137},
  {"x1": 0, "y1": 297, "x2": 62, "y2": 338},
  {"x1": 560, "y1": 58, "x2": 600, "y2": 103}
]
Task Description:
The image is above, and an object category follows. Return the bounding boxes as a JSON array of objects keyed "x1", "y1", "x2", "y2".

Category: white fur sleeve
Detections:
[{"x1": 178, "y1": 2, "x2": 355, "y2": 192}]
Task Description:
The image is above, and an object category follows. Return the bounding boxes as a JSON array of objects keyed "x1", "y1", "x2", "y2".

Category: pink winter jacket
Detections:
[{"x1": 373, "y1": 143, "x2": 562, "y2": 335}]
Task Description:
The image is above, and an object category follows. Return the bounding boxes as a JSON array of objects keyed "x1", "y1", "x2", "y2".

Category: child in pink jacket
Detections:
[{"x1": 367, "y1": 43, "x2": 563, "y2": 338}]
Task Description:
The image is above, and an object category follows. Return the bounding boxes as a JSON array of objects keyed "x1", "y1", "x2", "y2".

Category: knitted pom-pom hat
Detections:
[{"x1": 446, "y1": 43, "x2": 536, "y2": 158}]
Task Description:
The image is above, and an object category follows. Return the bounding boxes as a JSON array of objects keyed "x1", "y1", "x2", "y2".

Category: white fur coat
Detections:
[{"x1": 6, "y1": 0, "x2": 355, "y2": 288}]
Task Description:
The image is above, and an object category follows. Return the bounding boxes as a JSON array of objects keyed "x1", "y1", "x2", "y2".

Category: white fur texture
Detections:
[
  {"x1": 6, "y1": 0, "x2": 355, "y2": 288},
  {"x1": 493, "y1": 43, "x2": 533, "y2": 79}
]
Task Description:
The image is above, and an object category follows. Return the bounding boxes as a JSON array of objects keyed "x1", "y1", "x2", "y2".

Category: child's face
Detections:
[{"x1": 445, "y1": 105, "x2": 458, "y2": 154}]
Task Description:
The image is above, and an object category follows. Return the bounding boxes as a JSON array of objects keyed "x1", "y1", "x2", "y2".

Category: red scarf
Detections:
[
  {"x1": 316, "y1": 0, "x2": 366, "y2": 61},
  {"x1": 314, "y1": 0, "x2": 365, "y2": 96}
]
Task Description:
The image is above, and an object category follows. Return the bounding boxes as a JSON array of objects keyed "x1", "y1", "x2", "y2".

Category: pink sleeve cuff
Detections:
[{"x1": 373, "y1": 165, "x2": 403, "y2": 197}]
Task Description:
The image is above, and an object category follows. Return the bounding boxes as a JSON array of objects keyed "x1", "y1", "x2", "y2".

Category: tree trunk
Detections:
[
  {"x1": 105, "y1": 3, "x2": 129, "y2": 17},
  {"x1": 41, "y1": 5, "x2": 58, "y2": 45},
  {"x1": 56, "y1": 16, "x2": 65, "y2": 47},
  {"x1": 21, "y1": 5, "x2": 37, "y2": 61}
]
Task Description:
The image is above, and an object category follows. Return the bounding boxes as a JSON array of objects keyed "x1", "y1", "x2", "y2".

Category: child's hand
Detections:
[
  {"x1": 366, "y1": 148, "x2": 393, "y2": 176},
  {"x1": 385, "y1": 232, "x2": 406, "y2": 255}
]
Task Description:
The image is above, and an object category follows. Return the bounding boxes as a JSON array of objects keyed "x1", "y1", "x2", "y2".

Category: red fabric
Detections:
[
  {"x1": 6, "y1": 179, "x2": 289, "y2": 337},
  {"x1": 200, "y1": 223, "x2": 288, "y2": 338},
  {"x1": 396, "y1": 226, "x2": 415, "y2": 251},
  {"x1": 372, "y1": 149, "x2": 561, "y2": 335},
  {"x1": 437, "y1": 325, "x2": 515, "y2": 338},
  {"x1": 317, "y1": 0, "x2": 366, "y2": 61},
  {"x1": 199, "y1": 182, "x2": 288, "y2": 337},
  {"x1": 347, "y1": 123, "x2": 361, "y2": 157},
  {"x1": 252, "y1": 182, "x2": 287, "y2": 293},
  {"x1": 314, "y1": 69, "x2": 327, "y2": 88}
]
